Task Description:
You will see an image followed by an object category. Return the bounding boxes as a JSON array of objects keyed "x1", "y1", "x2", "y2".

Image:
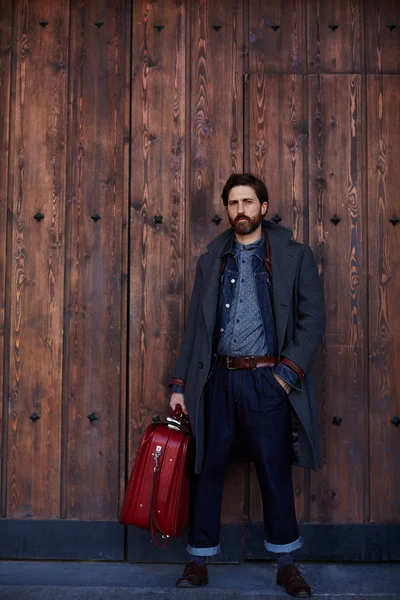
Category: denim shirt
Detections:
[
  {"x1": 171, "y1": 233, "x2": 301, "y2": 394},
  {"x1": 213, "y1": 235, "x2": 275, "y2": 356}
]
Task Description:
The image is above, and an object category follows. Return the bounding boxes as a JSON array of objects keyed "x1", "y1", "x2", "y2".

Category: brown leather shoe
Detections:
[
  {"x1": 176, "y1": 561, "x2": 208, "y2": 587},
  {"x1": 277, "y1": 564, "x2": 312, "y2": 598}
]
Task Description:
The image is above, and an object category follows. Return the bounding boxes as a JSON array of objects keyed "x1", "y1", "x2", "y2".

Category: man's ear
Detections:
[{"x1": 261, "y1": 202, "x2": 268, "y2": 216}]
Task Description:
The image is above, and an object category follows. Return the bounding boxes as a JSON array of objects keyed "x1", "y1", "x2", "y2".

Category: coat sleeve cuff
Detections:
[
  {"x1": 169, "y1": 377, "x2": 186, "y2": 394},
  {"x1": 272, "y1": 363, "x2": 302, "y2": 392},
  {"x1": 280, "y1": 356, "x2": 305, "y2": 381}
]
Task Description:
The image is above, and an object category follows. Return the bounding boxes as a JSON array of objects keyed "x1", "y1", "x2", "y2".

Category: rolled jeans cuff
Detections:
[
  {"x1": 264, "y1": 536, "x2": 303, "y2": 553},
  {"x1": 186, "y1": 543, "x2": 220, "y2": 557}
]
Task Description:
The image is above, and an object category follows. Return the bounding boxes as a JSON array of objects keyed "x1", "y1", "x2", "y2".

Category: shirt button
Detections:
[
  {"x1": 220, "y1": 328, "x2": 224, "y2": 333},
  {"x1": 236, "y1": 319, "x2": 240, "y2": 323},
  {"x1": 231, "y1": 279, "x2": 236, "y2": 284},
  {"x1": 225, "y1": 303, "x2": 230, "y2": 308},
  {"x1": 198, "y1": 362, "x2": 203, "y2": 369}
]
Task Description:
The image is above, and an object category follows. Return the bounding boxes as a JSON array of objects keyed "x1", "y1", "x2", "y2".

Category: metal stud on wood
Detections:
[
  {"x1": 271, "y1": 24, "x2": 280, "y2": 31},
  {"x1": 271, "y1": 213, "x2": 282, "y2": 224},
  {"x1": 154, "y1": 215, "x2": 163, "y2": 224},
  {"x1": 391, "y1": 416, "x2": 400, "y2": 428},
  {"x1": 39, "y1": 19, "x2": 49, "y2": 28},
  {"x1": 330, "y1": 215, "x2": 341, "y2": 225},
  {"x1": 91, "y1": 213, "x2": 101, "y2": 222},
  {"x1": 94, "y1": 21, "x2": 104, "y2": 29},
  {"x1": 212, "y1": 215, "x2": 222, "y2": 225},
  {"x1": 387, "y1": 23, "x2": 397, "y2": 32},
  {"x1": 87, "y1": 413, "x2": 98, "y2": 423},
  {"x1": 212, "y1": 24, "x2": 223, "y2": 31},
  {"x1": 34, "y1": 211, "x2": 44, "y2": 222},
  {"x1": 389, "y1": 216, "x2": 400, "y2": 226},
  {"x1": 155, "y1": 24, "x2": 164, "y2": 31},
  {"x1": 30, "y1": 412, "x2": 41, "y2": 422},
  {"x1": 328, "y1": 23, "x2": 339, "y2": 31},
  {"x1": 332, "y1": 416, "x2": 342, "y2": 426}
]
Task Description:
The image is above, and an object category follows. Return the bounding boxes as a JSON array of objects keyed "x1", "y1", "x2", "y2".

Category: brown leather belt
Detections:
[{"x1": 216, "y1": 355, "x2": 278, "y2": 370}]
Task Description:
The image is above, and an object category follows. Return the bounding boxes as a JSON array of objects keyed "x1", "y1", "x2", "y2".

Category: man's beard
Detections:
[{"x1": 228, "y1": 210, "x2": 264, "y2": 236}]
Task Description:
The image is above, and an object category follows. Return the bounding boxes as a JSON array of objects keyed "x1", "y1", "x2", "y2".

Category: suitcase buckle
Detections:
[{"x1": 153, "y1": 445, "x2": 163, "y2": 471}]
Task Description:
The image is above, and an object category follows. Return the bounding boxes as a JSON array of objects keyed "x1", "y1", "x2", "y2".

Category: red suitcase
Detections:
[{"x1": 120, "y1": 406, "x2": 192, "y2": 547}]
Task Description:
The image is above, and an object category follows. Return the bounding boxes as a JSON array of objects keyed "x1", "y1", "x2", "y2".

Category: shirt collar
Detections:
[{"x1": 220, "y1": 231, "x2": 265, "y2": 262}]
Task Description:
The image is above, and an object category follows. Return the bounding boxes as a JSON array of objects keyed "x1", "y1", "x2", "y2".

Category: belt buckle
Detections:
[{"x1": 226, "y1": 356, "x2": 235, "y2": 370}]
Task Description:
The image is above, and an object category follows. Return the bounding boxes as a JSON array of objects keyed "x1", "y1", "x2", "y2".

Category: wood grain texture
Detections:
[
  {"x1": 249, "y1": 0, "x2": 304, "y2": 74},
  {"x1": 128, "y1": 0, "x2": 186, "y2": 476},
  {"x1": 63, "y1": 0, "x2": 125, "y2": 520},
  {"x1": 6, "y1": 0, "x2": 69, "y2": 519},
  {"x1": 0, "y1": 0, "x2": 12, "y2": 517},
  {"x1": 368, "y1": 75, "x2": 400, "y2": 523},
  {"x1": 190, "y1": 0, "x2": 245, "y2": 523},
  {"x1": 190, "y1": 0, "x2": 244, "y2": 264},
  {"x1": 308, "y1": 0, "x2": 361, "y2": 73},
  {"x1": 249, "y1": 74, "x2": 305, "y2": 240},
  {"x1": 248, "y1": 69, "x2": 306, "y2": 522},
  {"x1": 309, "y1": 75, "x2": 365, "y2": 523},
  {"x1": 366, "y1": 1, "x2": 400, "y2": 74},
  {"x1": 118, "y1": 0, "x2": 131, "y2": 512}
]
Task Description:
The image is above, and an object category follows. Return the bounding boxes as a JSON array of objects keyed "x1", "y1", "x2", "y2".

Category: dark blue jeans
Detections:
[{"x1": 187, "y1": 365, "x2": 303, "y2": 556}]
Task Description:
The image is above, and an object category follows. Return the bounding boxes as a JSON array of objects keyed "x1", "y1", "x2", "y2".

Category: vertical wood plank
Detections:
[
  {"x1": 308, "y1": 0, "x2": 361, "y2": 74},
  {"x1": 309, "y1": 74, "x2": 366, "y2": 523},
  {"x1": 64, "y1": 0, "x2": 125, "y2": 520},
  {"x1": 6, "y1": 0, "x2": 69, "y2": 519},
  {"x1": 248, "y1": 69, "x2": 306, "y2": 522},
  {"x1": 248, "y1": 0, "x2": 307, "y2": 526},
  {"x1": 190, "y1": 0, "x2": 244, "y2": 262},
  {"x1": 248, "y1": 0, "x2": 304, "y2": 74},
  {"x1": 368, "y1": 75, "x2": 400, "y2": 524},
  {"x1": 190, "y1": 0, "x2": 245, "y2": 524},
  {"x1": 118, "y1": 0, "x2": 132, "y2": 512},
  {"x1": 0, "y1": 0, "x2": 12, "y2": 516},
  {"x1": 365, "y1": 1, "x2": 400, "y2": 74},
  {"x1": 128, "y1": 0, "x2": 186, "y2": 477},
  {"x1": 249, "y1": 75, "x2": 305, "y2": 240}
]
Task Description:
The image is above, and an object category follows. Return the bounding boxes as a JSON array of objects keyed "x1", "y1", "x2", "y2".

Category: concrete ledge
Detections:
[{"x1": 0, "y1": 561, "x2": 398, "y2": 599}]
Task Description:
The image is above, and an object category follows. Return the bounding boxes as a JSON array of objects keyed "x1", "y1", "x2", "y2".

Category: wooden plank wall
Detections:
[{"x1": 0, "y1": 0, "x2": 399, "y2": 533}]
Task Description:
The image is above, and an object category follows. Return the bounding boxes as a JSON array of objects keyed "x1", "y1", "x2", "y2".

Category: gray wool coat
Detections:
[{"x1": 171, "y1": 219, "x2": 326, "y2": 474}]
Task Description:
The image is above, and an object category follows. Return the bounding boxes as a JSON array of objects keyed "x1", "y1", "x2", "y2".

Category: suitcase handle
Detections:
[{"x1": 151, "y1": 405, "x2": 192, "y2": 435}]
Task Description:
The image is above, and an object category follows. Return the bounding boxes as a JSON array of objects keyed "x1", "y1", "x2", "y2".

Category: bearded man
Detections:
[{"x1": 169, "y1": 173, "x2": 326, "y2": 598}]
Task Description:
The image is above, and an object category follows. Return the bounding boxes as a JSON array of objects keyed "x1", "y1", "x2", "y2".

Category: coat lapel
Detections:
[{"x1": 266, "y1": 223, "x2": 299, "y2": 353}]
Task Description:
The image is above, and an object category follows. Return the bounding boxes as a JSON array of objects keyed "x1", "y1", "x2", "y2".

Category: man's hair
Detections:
[{"x1": 221, "y1": 173, "x2": 269, "y2": 207}]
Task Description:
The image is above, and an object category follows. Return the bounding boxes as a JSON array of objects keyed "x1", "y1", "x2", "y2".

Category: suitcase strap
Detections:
[{"x1": 150, "y1": 446, "x2": 169, "y2": 548}]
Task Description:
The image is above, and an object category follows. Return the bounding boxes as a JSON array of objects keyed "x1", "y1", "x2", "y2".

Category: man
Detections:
[{"x1": 169, "y1": 173, "x2": 326, "y2": 598}]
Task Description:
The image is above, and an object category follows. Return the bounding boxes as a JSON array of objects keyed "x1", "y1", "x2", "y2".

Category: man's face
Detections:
[{"x1": 226, "y1": 185, "x2": 268, "y2": 236}]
